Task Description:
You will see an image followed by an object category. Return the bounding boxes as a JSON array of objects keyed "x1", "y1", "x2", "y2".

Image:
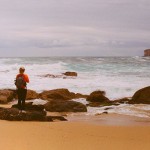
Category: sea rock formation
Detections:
[
  {"x1": 44, "y1": 100, "x2": 87, "y2": 112},
  {"x1": 130, "y1": 86, "x2": 150, "y2": 104},
  {"x1": 0, "y1": 88, "x2": 87, "y2": 104},
  {"x1": 86, "y1": 90, "x2": 110, "y2": 103},
  {"x1": 12, "y1": 102, "x2": 45, "y2": 111},
  {"x1": 144, "y1": 49, "x2": 150, "y2": 57},
  {"x1": 0, "y1": 107, "x2": 67, "y2": 121},
  {"x1": 63, "y1": 72, "x2": 77, "y2": 77},
  {"x1": 112, "y1": 97, "x2": 130, "y2": 104},
  {"x1": 0, "y1": 89, "x2": 14, "y2": 104},
  {"x1": 39, "y1": 88, "x2": 87, "y2": 101}
]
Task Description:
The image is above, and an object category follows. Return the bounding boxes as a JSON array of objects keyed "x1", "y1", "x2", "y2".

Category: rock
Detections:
[
  {"x1": 102, "y1": 111, "x2": 108, "y2": 114},
  {"x1": 39, "y1": 88, "x2": 86, "y2": 101},
  {"x1": 44, "y1": 100, "x2": 87, "y2": 112},
  {"x1": 130, "y1": 86, "x2": 150, "y2": 104},
  {"x1": 112, "y1": 98, "x2": 130, "y2": 104},
  {"x1": 39, "y1": 89, "x2": 75, "y2": 100},
  {"x1": 0, "y1": 107, "x2": 67, "y2": 121},
  {"x1": 63, "y1": 72, "x2": 77, "y2": 77},
  {"x1": 87, "y1": 102, "x2": 113, "y2": 107},
  {"x1": 75, "y1": 93, "x2": 88, "y2": 99},
  {"x1": 12, "y1": 102, "x2": 45, "y2": 112},
  {"x1": 0, "y1": 107, "x2": 46, "y2": 121},
  {"x1": 87, "y1": 102, "x2": 102, "y2": 107},
  {"x1": 86, "y1": 90, "x2": 110, "y2": 103},
  {"x1": 0, "y1": 89, "x2": 14, "y2": 104},
  {"x1": 144, "y1": 49, "x2": 150, "y2": 57},
  {"x1": 104, "y1": 107, "x2": 113, "y2": 110}
]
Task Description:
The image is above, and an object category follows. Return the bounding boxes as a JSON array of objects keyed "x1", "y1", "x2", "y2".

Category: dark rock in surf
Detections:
[
  {"x1": 44, "y1": 100, "x2": 87, "y2": 112},
  {"x1": 86, "y1": 90, "x2": 110, "y2": 103},
  {"x1": 130, "y1": 86, "x2": 150, "y2": 104},
  {"x1": 63, "y1": 72, "x2": 77, "y2": 77},
  {"x1": 112, "y1": 97, "x2": 130, "y2": 104},
  {"x1": 39, "y1": 88, "x2": 87, "y2": 101},
  {"x1": 0, "y1": 107, "x2": 67, "y2": 122},
  {"x1": 12, "y1": 102, "x2": 45, "y2": 112}
]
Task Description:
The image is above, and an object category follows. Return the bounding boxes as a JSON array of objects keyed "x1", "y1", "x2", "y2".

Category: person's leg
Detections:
[
  {"x1": 17, "y1": 89, "x2": 22, "y2": 110},
  {"x1": 21, "y1": 89, "x2": 27, "y2": 110}
]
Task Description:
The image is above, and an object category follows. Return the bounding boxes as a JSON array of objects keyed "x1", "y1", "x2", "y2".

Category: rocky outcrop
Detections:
[
  {"x1": 130, "y1": 86, "x2": 150, "y2": 104},
  {"x1": 12, "y1": 102, "x2": 45, "y2": 111},
  {"x1": 112, "y1": 97, "x2": 130, "y2": 104},
  {"x1": 0, "y1": 88, "x2": 87, "y2": 104},
  {"x1": 0, "y1": 89, "x2": 14, "y2": 104},
  {"x1": 12, "y1": 99, "x2": 87, "y2": 112},
  {"x1": 86, "y1": 90, "x2": 110, "y2": 107},
  {"x1": 44, "y1": 100, "x2": 87, "y2": 112},
  {"x1": 63, "y1": 72, "x2": 77, "y2": 77},
  {"x1": 144, "y1": 49, "x2": 150, "y2": 57},
  {"x1": 39, "y1": 88, "x2": 87, "y2": 101},
  {"x1": 0, "y1": 107, "x2": 67, "y2": 121},
  {"x1": 86, "y1": 90, "x2": 110, "y2": 103}
]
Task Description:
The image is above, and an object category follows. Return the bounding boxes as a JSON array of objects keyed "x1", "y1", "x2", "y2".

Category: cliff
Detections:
[{"x1": 144, "y1": 49, "x2": 150, "y2": 56}]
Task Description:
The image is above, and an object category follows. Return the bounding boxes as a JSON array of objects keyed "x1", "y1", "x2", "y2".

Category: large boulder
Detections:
[
  {"x1": 0, "y1": 107, "x2": 46, "y2": 121},
  {"x1": 44, "y1": 100, "x2": 87, "y2": 112},
  {"x1": 63, "y1": 72, "x2": 77, "y2": 77},
  {"x1": 0, "y1": 107, "x2": 67, "y2": 121},
  {"x1": 86, "y1": 90, "x2": 110, "y2": 103},
  {"x1": 0, "y1": 89, "x2": 14, "y2": 104},
  {"x1": 39, "y1": 88, "x2": 87, "y2": 101},
  {"x1": 130, "y1": 86, "x2": 150, "y2": 104}
]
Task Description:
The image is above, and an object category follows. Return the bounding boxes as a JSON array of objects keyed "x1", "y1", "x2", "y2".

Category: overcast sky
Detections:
[{"x1": 0, "y1": 0, "x2": 150, "y2": 57}]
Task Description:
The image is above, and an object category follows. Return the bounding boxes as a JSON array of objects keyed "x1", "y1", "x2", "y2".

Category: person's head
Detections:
[{"x1": 19, "y1": 66, "x2": 25, "y2": 74}]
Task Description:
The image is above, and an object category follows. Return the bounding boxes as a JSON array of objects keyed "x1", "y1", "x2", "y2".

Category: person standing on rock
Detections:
[{"x1": 15, "y1": 67, "x2": 29, "y2": 112}]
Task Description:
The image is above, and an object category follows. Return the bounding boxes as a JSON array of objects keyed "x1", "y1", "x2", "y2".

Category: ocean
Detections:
[{"x1": 0, "y1": 56, "x2": 150, "y2": 118}]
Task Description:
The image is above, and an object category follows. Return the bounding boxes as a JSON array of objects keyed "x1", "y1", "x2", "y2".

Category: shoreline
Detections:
[
  {"x1": 1, "y1": 103, "x2": 150, "y2": 126},
  {"x1": 67, "y1": 113, "x2": 150, "y2": 126}
]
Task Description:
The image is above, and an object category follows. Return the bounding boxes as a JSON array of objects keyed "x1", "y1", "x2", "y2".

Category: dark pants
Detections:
[{"x1": 17, "y1": 88, "x2": 27, "y2": 110}]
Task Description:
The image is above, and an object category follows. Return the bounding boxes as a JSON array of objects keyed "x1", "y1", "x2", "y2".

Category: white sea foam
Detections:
[{"x1": 86, "y1": 104, "x2": 150, "y2": 118}]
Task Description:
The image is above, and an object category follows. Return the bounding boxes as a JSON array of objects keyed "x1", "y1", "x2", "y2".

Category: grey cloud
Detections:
[{"x1": 0, "y1": 0, "x2": 150, "y2": 56}]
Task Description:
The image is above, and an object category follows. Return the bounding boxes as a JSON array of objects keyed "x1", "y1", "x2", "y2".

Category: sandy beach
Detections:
[{"x1": 0, "y1": 113, "x2": 150, "y2": 150}]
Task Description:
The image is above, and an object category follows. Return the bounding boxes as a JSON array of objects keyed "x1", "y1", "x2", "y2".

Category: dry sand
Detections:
[
  {"x1": 0, "y1": 103, "x2": 150, "y2": 150},
  {"x1": 0, "y1": 116, "x2": 150, "y2": 150}
]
